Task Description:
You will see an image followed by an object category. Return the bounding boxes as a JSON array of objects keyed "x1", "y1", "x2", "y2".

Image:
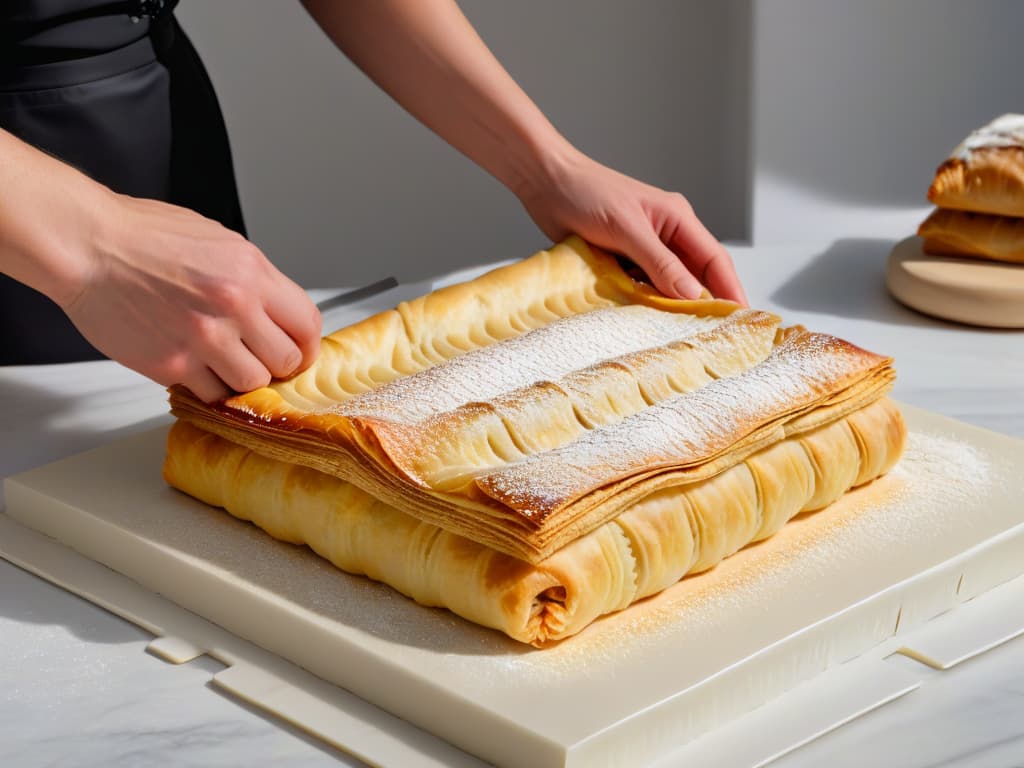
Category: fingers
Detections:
[
  {"x1": 151, "y1": 354, "x2": 231, "y2": 403},
  {"x1": 179, "y1": 257, "x2": 318, "y2": 395},
  {"x1": 241, "y1": 311, "x2": 305, "y2": 379},
  {"x1": 263, "y1": 273, "x2": 323, "y2": 372},
  {"x1": 178, "y1": 321, "x2": 300, "y2": 401},
  {"x1": 78, "y1": 196, "x2": 321, "y2": 400},
  {"x1": 664, "y1": 200, "x2": 748, "y2": 305},
  {"x1": 700, "y1": 249, "x2": 749, "y2": 306},
  {"x1": 188, "y1": 312, "x2": 274, "y2": 394},
  {"x1": 625, "y1": 225, "x2": 705, "y2": 300},
  {"x1": 181, "y1": 366, "x2": 232, "y2": 404},
  {"x1": 153, "y1": 323, "x2": 282, "y2": 402},
  {"x1": 205, "y1": 337, "x2": 273, "y2": 394},
  {"x1": 620, "y1": 194, "x2": 748, "y2": 304}
]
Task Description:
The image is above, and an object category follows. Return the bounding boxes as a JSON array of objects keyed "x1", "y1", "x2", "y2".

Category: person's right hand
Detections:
[{"x1": 61, "y1": 192, "x2": 322, "y2": 402}]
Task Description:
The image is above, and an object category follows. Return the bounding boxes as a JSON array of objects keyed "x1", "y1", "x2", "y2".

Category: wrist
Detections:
[
  {"x1": 30, "y1": 168, "x2": 112, "y2": 311},
  {"x1": 503, "y1": 131, "x2": 583, "y2": 204},
  {"x1": 0, "y1": 129, "x2": 111, "y2": 309}
]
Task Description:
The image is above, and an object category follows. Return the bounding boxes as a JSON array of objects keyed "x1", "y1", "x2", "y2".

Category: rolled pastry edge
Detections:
[{"x1": 163, "y1": 397, "x2": 905, "y2": 647}]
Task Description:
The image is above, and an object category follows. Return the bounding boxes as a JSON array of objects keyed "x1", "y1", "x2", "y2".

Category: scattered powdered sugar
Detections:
[
  {"x1": 160, "y1": 424, "x2": 1012, "y2": 692},
  {"x1": 891, "y1": 429, "x2": 993, "y2": 488},
  {"x1": 458, "y1": 429, "x2": 1003, "y2": 684},
  {"x1": 477, "y1": 330, "x2": 886, "y2": 518},
  {"x1": 331, "y1": 306, "x2": 723, "y2": 422},
  {"x1": 954, "y1": 113, "x2": 1024, "y2": 159}
]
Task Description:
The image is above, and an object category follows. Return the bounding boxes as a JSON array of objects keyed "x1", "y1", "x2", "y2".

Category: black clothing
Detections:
[{"x1": 0, "y1": 0, "x2": 245, "y2": 364}]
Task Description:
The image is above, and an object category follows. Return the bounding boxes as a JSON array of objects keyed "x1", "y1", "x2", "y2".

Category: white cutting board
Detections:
[{"x1": 2, "y1": 404, "x2": 1024, "y2": 768}]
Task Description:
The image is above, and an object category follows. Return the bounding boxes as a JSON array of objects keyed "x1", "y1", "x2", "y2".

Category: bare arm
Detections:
[
  {"x1": 300, "y1": 0, "x2": 746, "y2": 303},
  {"x1": 0, "y1": 129, "x2": 102, "y2": 307},
  {"x1": 0, "y1": 128, "x2": 321, "y2": 400}
]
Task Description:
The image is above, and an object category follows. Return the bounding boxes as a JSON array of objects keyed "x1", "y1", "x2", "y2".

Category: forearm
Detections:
[
  {"x1": 1, "y1": 129, "x2": 320, "y2": 396},
  {"x1": 0, "y1": 128, "x2": 105, "y2": 307},
  {"x1": 300, "y1": 0, "x2": 578, "y2": 198},
  {"x1": 300, "y1": 0, "x2": 747, "y2": 303}
]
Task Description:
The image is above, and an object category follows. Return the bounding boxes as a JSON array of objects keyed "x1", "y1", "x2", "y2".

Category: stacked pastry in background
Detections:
[{"x1": 919, "y1": 113, "x2": 1024, "y2": 263}]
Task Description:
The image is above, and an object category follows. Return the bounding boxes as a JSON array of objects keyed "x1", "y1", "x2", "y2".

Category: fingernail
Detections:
[{"x1": 674, "y1": 279, "x2": 699, "y2": 299}]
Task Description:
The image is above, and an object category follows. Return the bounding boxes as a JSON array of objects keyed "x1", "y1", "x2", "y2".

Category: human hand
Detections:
[
  {"x1": 517, "y1": 149, "x2": 748, "y2": 304},
  {"x1": 60, "y1": 193, "x2": 322, "y2": 402}
]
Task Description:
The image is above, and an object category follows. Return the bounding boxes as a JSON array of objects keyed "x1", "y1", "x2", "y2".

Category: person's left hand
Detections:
[{"x1": 516, "y1": 149, "x2": 748, "y2": 305}]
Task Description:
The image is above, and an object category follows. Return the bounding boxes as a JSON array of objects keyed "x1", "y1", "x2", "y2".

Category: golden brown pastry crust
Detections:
[
  {"x1": 928, "y1": 148, "x2": 1024, "y2": 218},
  {"x1": 164, "y1": 237, "x2": 906, "y2": 645},
  {"x1": 168, "y1": 237, "x2": 898, "y2": 564},
  {"x1": 918, "y1": 208, "x2": 1024, "y2": 263},
  {"x1": 170, "y1": 326, "x2": 893, "y2": 563},
  {"x1": 164, "y1": 397, "x2": 905, "y2": 647},
  {"x1": 927, "y1": 115, "x2": 1024, "y2": 217}
]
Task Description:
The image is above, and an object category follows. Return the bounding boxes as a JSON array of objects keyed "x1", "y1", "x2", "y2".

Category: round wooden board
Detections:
[{"x1": 886, "y1": 236, "x2": 1024, "y2": 328}]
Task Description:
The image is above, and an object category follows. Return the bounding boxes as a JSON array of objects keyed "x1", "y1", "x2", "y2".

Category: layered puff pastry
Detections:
[
  {"x1": 165, "y1": 236, "x2": 905, "y2": 645},
  {"x1": 927, "y1": 114, "x2": 1024, "y2": 217},
  {"x1": 918, "y1": 208, "x2": 1024, "y2": 263},
  {"x1": 165, "y1": 398, "x2": 904, "y2": 647}
]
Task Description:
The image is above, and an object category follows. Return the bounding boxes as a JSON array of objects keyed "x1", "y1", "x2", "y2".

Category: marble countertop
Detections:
[{"x1": 2, "y1": 222, "x2": 1023, "y2": 767}]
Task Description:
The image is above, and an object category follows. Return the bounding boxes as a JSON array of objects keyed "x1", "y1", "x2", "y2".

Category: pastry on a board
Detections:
[
  {"x1": 164, "y1": 237, "x2": 904, "y2": 645},
  {"x1": 165, "y1": 397, "x2": 903, "y2": 647},
  {"x1": 927, "y1": 114, "x2": 1024, "y2": 218},
  {"x1": 918, "y1": 207, "x2": 1024, "y2": 264}
]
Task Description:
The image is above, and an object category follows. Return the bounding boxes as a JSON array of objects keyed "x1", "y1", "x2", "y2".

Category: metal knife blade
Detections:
[{"x1": 315, "y1": 276, "x2": 399, "y2": 312}]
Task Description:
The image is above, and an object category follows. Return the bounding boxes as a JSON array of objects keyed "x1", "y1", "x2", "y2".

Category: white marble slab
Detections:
[{"x1": 2, "y1": 225, "x2": 1023, "y2": 767}]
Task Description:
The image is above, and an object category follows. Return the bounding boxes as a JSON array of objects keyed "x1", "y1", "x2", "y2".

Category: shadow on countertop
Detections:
[{"x1": 770, "y1": 237, "x2": 987, "y2": 330}]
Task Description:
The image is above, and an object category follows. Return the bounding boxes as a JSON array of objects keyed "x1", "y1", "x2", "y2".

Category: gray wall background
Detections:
[
  {"x1": 751, "y1": 0, "x2": 1024, "y2": 243},
  {"x1": 176, "y1": 1, "x2": 1021, "y2": 283},
  {"x1": 175, "y1": 1, "x2": 752, "y2": 286}
]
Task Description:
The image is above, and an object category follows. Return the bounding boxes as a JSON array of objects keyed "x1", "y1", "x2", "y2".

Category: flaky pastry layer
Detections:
[
  {"x1": 928, "y1": 148, "x2": 1024, "y2": 218},
  {"x1": 169, "y1": 237, "x2": 898, "y2": 563},
  {"x1": 918, "y1": 208, "x2": 1024, "y2": 263},
  {"x1": 928, "y1": 114, "x2": 1024, "y2": 217},
  {"x1": 164, "y1": 397, "x2": 905, "y2": 647}
]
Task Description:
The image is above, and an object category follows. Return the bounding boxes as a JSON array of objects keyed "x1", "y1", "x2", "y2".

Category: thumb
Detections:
[{"x1": 626, "y1": 228, "x2": 704, "y2": 300}]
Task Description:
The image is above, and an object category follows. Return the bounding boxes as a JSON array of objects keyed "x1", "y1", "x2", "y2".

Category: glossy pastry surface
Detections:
[
  {"x1": 164, "y1": 237, "x2": 904, "y2": 644},
  {"x1": 169, "y1": 238, "x2": 897, "y2": 562},
  {"x1": 919, "y1": 208, "x2": 1024, "y2": 263},
  {"x1": 928, "y1": 114, "x2": 1024, "y2": 217},
  {"x1": 164, "y1": 397, "x2": 905, "y2": 647}
]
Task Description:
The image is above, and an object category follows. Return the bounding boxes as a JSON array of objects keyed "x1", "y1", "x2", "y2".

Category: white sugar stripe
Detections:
[
  {"x1": 954, "y1": 113, "x2": 1024, "y2": 159},
  {"x1": 476, "y1": 331, "x2": 886, "y2": 516},
  {"x1": 331, "y1": 306, "x2": 726, "y2": 422}
]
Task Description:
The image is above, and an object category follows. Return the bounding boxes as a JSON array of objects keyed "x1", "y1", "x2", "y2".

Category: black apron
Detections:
[{"x1": 0, "y1": 0, "x2": 245, "y2": 364}]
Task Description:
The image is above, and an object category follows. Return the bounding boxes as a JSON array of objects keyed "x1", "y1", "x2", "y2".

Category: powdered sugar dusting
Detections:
[
  {"x1": 954, "y1": 113, "x2": 1024, "y2": 159},
  {"x1": 160, "y1": 420, "x2": 1015, "y2": 693},
  {"x1": 459, "y1": 429, "x2": 1002, "y2": 684},
  {"x1": 478, "y1": 330, "x2": 887, "y2": 517},
  {"x1": 331, "y1": 306, "x2": 723, "y2": 422}
]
